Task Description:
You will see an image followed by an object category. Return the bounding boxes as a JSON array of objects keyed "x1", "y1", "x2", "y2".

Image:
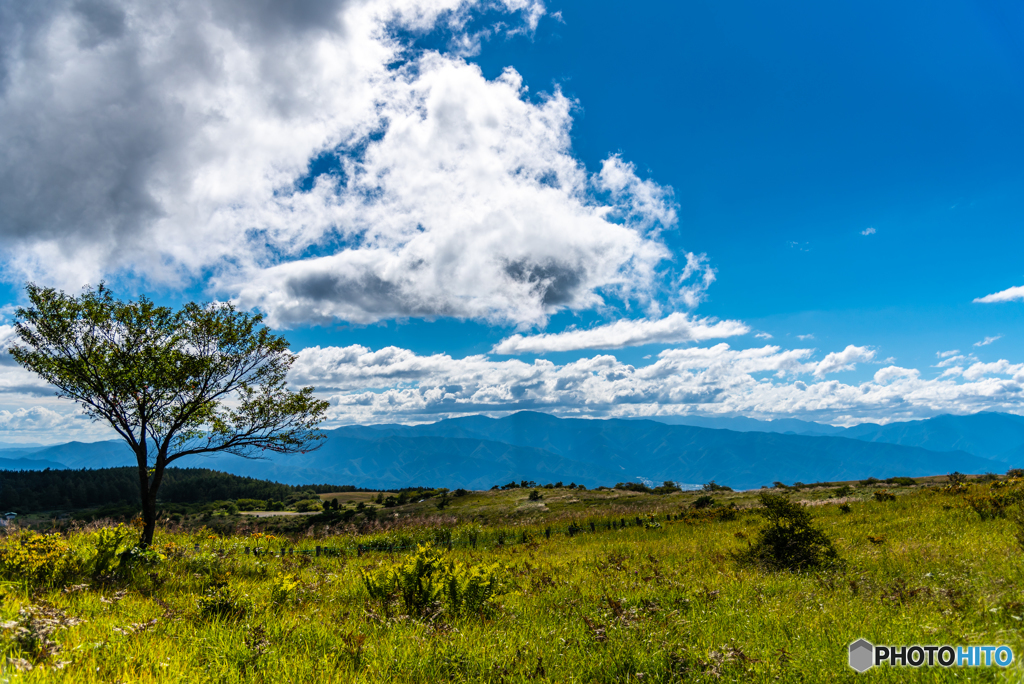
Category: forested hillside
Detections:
[{"x1": 0, "y1": 468, "x2": 358, "y2": 513}]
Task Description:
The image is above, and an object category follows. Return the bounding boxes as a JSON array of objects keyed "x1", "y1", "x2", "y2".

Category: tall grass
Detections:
[{"x1": 0, "y1": 484, "x2": 1022, "y2": 681}]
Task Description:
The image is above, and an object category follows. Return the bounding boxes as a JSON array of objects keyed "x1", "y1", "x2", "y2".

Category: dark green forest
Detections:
[{"x1": 0, "y1": 468, "x2": 365, "y2": 514}]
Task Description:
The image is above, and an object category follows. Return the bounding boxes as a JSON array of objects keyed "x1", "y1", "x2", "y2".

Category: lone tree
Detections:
[{"x1": 8, "y1": 283, "x2": 329, "y2": 547}]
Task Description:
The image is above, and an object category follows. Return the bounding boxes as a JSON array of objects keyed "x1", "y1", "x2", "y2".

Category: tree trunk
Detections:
[
  {"x1": 137, "y1": 451, "x2": 166, "y2": 549},
  {"x1": 141, "y1": 488, "x2": 158, "y2": 548},
  {"x1": 136, "y1": 453, "x2": 152, "y2": 548}
]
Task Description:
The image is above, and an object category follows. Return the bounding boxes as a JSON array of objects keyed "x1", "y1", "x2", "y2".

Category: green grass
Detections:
[{"x1": 1, "y1": 483, "x2": 1022, "y2": 682}]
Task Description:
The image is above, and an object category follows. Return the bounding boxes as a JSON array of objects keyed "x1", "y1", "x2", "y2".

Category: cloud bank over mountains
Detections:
[{"x1": 274, "y1": 341, "x2": 1024, "y2": 428}]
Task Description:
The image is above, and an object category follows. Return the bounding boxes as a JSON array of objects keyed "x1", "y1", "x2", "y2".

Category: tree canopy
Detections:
[{"x1": 8, "y1": 283, "x2": 329, "y2": 545}]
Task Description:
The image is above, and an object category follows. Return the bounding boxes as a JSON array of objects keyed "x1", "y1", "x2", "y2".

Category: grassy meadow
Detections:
[{"x1": 1, "y1": 478, "x2": 1023, "y2": 682}]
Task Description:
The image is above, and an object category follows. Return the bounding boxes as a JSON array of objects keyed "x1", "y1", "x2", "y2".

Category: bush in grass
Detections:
[
  {"x1": 885, "y1": 477, "x2": 916, "y2": 487},
  {"x1": 703, "y1": 480, "x2": 733, "y2": 492},
  {"x1": 270, "y1": 573, "x2": 300, "y2": 606},
  {"x1": 88, "y1": 523, "x2": 137, "y2": 577},
  {"x1": 691, "y1": 495, "x2": 715, "y2": 510},
  {"x1": 615, "y1": 482, "x2": 653, "y2": 494},
  {"x1": 947, "y1": 472, "x2": 968, "y2": 486},
  {"x1": 294, "y1": 498, "x2": 323, "y2": 512},
  {"x1": 965, "y1": 481, "x2": 1024, "y2": 520},
  {"x1": 873, "y1": 491, "x2": 896, "y2": 502},
  {"x1": 1014, "y1": 505, "x2": 1024, "y2": 552},
  {"x1": 528, "y1": 490, "x2": 543, "y2": 501},
  {"x1": 361, "y1": 543, "x2": 500, "y2": 618},
  {"x1": 197, "y1": 584, "x2": 253, "y2": 620},
  {"x1": 833, "y1": 485, "x2": 853, "y2": 497},
  {"x1": 0, "y1": 531, "x2": 83, "y2": 587},
  {"x1": 235, "y1": 499, "x2": 266, "y2": 511},
  {"x1": 735, "y1": 492, "x2": 841, "y2": 572}
]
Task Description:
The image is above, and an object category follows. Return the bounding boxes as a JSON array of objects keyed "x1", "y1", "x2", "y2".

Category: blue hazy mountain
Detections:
[
  {"x1": 3, "y1": 411, "x2": 1015, "y2": 490},
  {"x1": 632, "y1": 415, "x2": 848, "y2": 436},
  {"x1": 28, "y1": 441, "x2": 136, "y2": 470},
  {"x1": 0, "y1": 456, "x2": 67, "y2": 471},
  {"x1": 0, "y1": 443, "x2": 47, "y2": 451},
  {"x1": 351, "y1": 412, "x2": 1000, "y2": 487},
  {"x1": 843, "y1": 412, "x2": 1024, "y2": 461}
]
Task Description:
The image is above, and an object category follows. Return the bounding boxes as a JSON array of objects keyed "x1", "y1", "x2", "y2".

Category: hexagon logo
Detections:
[{"x1": 849, "y1": 639, "x2": 874, "y2": 672}]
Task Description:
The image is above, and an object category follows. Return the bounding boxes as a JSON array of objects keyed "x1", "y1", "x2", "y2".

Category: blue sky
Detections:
[{"x1": 1, "y1": 0, "x2": 1023, "y2": 441}]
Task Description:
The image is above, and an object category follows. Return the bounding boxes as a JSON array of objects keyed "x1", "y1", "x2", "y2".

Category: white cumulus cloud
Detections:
[
  {"x1": 810, "y1": 345, "x2": 876, "y2": 378},
  {"x1": 0, "y1": 0, "x2": 701, "y2": 330},
  {"x1": 280, "y1": 340, "x2": 1024, "y2": 427}
]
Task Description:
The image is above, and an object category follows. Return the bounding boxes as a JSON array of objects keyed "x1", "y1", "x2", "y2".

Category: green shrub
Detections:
[
  {"x1": 703, "y1": 480, "x2": 733, "y2": 492},
  {"x1": 965, "y1": 482, "x2": 1024, "y2": 520},
  {"x1": 235, "y1": 499, "x2": 266, "y2": 511},
  {"x1": 270, "y1": 573, "x2": 300, "y2": 606},
  {"x1": 735, "y1": 492, "x2": 841, "y2": 572},
  {"x1": 873, "y1": 491, "x2": 896, "y2": 502},
  {"x1": 1013, "y1": 505, "x2": 1024, "y2": 552},
  {"x1": 947, "y1": 472, "x2": 968, "y2": 486},
  {"x1": 528, "y1": 490, "x2": 543, "y2": 501},
  {"x1": 884, "y1": 477, "x2": 916, "y2": 487},
  {"x1": 89, "y1": 523, "x2": 137, "y2": 577},
  {"x1": 294, "y1": 498, "x2": 323, "y2": 512},
  {"x1": 197, "y1": 584, "x2": 252, "y2": 620},
  {"x1": 615, "y1": 482, "x2": 653, "y2": 493},
  {"x1": 361, "y1": 543, "x2": 500, "y2": 618},
  {"x1": 691, "y1": 495, "x2": 715, "y2": 510},
  {"x1": 833, "y1": 485, "x2": 853, "y2": 497},
  {"x1": 0, "y1": 531, "x2": 83, "y2": 587}
]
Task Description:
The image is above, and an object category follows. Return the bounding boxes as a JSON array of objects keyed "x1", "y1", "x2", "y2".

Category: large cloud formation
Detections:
[
  {"x1": 0, "y1": 0, "x2": 704, "y2": 329},
  {"x1": 276, "y1": 341, "x2": 1024, "y2": 426}
]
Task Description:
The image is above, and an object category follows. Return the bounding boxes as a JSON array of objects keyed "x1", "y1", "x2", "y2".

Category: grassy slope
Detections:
[{"x1": 2, "y1": 483, "x2": 1022, "y2": 682}]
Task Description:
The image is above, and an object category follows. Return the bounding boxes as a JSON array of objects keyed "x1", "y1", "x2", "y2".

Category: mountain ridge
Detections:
[{"x1": 1, "y1": 411, "x2": 1017, "y2": 490}]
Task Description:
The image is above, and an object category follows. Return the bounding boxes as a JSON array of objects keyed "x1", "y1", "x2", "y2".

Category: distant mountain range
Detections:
[{"x1": 1, "y1": 411, "x2": 1021, "y2": 490}]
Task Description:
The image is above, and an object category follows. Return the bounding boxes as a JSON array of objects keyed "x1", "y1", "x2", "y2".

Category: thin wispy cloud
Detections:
[
  {"x1": 797, "y1": 334, "x2": 815, "y2": 341},
  {"x1": 861, "y1": 227, "x2": 876, "y2": 236},
  {"x1": 974, "y1": 336, "x2": 1002, "y2": 347},
  {"x1": 491, "y1": 313, "x2": 749, "y2": 354},
  {"x1": 975, "y1": 286, "x2": 1024, "y2": 304}
]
